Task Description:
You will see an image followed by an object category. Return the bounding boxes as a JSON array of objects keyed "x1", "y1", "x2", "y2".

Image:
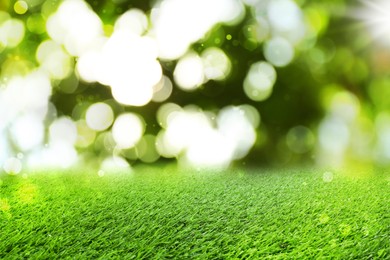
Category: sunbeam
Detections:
[{"x1": 352, "y1": 0, "x2": 390, "y2": 45}]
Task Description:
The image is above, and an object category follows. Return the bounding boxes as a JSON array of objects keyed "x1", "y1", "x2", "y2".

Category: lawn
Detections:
[{"x1": 0, "y1": 164, "x2": 389, "y2": 259}]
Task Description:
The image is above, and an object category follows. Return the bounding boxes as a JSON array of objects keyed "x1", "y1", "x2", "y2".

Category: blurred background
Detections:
[{"x1": 0, "y1": 0, "x2": 389, "y2": 174}]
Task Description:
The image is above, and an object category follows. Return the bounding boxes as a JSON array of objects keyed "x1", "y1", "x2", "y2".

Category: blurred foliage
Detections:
[{"x1": 1, "y1": 0, "x2": 388, "y2": 167}]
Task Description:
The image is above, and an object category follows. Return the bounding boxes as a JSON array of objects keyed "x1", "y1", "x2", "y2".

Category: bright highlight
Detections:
[
  {"x1": 86, "y1": 103, "x2": 114, "y2": 131},
  {"x1": 243, "y1": 61, "x2": 277, "y2": 102},
  {"x1": 112, "y1": 113, "x2": 145, "y2": 149}
]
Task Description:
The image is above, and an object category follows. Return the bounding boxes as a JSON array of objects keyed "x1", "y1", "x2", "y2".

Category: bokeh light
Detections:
[
  {"x1": 286, "y1": 126, "x2": 315, "y2": 154},
  {"x1": 318, "y1": 117, "x2": 350, "y2": 166},
  {"x1": 0, "y1": 70, "x2": 51, "y2": 129},
  {"x1": 243, "y1": 61, "x2": 277, "y2": 102},
  {"x1": 10, "y1": 114, "x2": 45, "y2": 151},
  {"x1": 27, "y1": 13, "x2": 46, "y2": 34},
  {"x1": 157, "y1": 102, "x2": 183, "y2": 129},
  {"x1": 49, "y1": 117, "x2": 78, "y2": 146},
  {"x1": 85, "y1": 102, "x2": 114, "y2": 131},
  {"x1": 152, "y1": 76, "x2": 173, "y2": 103},
  {"x1": 201, "y1": 47, "x2": 232, "y2": 81},
  {"x1": 112, "y1": 113, "x2": 145, "y2": 149},
  {"x1": 14, "y1": 1, "x2": 28, "y2": 15},
  {"x1": 76, "y1": 15, "x2": 162, "y2": 106},
  {"x1": 151, "y1": 0, "x2": 245, "y2": 60},
  {"x1": 136, "y1": 135, "x2": 160, "y2": 163},
  {"x1": 75, "y1": 120, "x2": 96, "y2": 148},
  {"x1": 267, "y1": 0, "x2": 304, "y2": 33},
  {"x1": 322, "y1": 171, "x2": 334, "y2": 183},
  {"x1": 3, "y1": 157, "x2": 22, "y2": 175},
  {"x1": 114, "y1": 9, "x2": 148, "y2": 36},
  {"x1": 100, "y1": 155, "x2": 131, "y2": 175},
  {"x1": 264, "y1": 37, "x2": 294, "y2": 67},
  {"x1": 0, "y1": 0, "x2": 388, "y2": 173},
  {"x1": 0, "y1": 18, "x2": 25, "y2": 48},
  {"x1": 329, "y1": 91, "x2": 360, "y2": 123},
  {"x1": 155, "y1": 104, "x2": 258, "y2": 168},
  {"x1": 36, "y1": 40, "x2": 73, "y2": 80},
  {"x1": 217, "y1": 106, "x2": 258, "y2": 160},
  {"x1": 46, "y1": 0, "x2": 103, "y2": 56},
  {"x1": 174, "y1": 52, "x2": 204, "y2": 91},
  {"x1": 374, "y1": 112, "x2": 390, "y2": 164}
]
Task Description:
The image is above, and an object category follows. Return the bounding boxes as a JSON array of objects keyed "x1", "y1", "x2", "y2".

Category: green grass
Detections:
[{"x1": 0, "y1": 165, "x2": 389, "y2": 259}]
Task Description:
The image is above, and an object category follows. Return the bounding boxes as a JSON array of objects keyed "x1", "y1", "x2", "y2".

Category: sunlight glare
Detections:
[{"x1": 353, "y1": 0, "x2": 390, "y2": 46}]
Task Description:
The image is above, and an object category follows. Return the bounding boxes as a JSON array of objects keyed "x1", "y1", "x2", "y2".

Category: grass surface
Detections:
[{"x1": 0, "y1": 165, "x2": 389, "y2": 259}]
